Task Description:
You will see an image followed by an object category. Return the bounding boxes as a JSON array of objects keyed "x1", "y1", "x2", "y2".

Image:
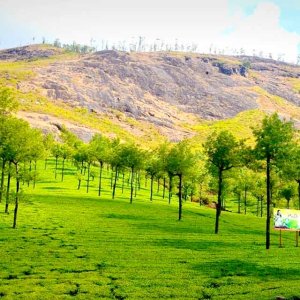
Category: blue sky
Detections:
[{"x1": 0, "y1": 0, "x2": 299, "y2": 62}]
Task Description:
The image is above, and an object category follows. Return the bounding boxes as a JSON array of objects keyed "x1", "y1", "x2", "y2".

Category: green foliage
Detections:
[
  {"x1": 165, "y1": 140, "x2": 198, "y2": 177},
  {"x1": 60, "y1": 126, "x2": 82, "y2": 149},
  {"x1": 253, "y1": 113, "x2": 295, "y2": 249},
  {"x1": 0, "y1": 87, "x2": 19, "y2": 116},
  {"x1": 204, "y1": 130, "x2": 241, "y2": 172},
  {"x1": 253, "y1": 113, "x2": 294, "y2": 162},
  {"x1": 204, "y1": 130, "x2": 244, "y2": 233},
  {"x1": 89, "y1": 134, "x2": 111, "y2": 164},
  {"x1": 0, "y1": 117, "x2": 44, "y2": 164},
  {"x1": 118, "y1": 144, "x2": 145, "y2": 171}
]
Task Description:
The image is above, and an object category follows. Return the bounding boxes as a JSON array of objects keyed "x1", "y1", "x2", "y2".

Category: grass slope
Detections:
[{"x1": 0, "y1": 160, "x2": 300, "y2": 299}]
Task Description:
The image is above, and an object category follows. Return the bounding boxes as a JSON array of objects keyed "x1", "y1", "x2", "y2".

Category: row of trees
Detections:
[
  {"x1": 0, "y1": 88, "x2": 45, "y2": 228},
  {"x1": 45, "y1": 112, "x2": 299, "y2": 249},
  {"x1": 0, "y1": 87, "x2": 299, "y2": 249},
  {"x1": 49, "y1": 37, "x2": 300, "y2": 64}
]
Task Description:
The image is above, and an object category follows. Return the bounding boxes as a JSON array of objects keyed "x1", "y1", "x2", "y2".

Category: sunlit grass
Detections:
[{"x1": 0, "y1": 159, "x2": 299, "y2": 299}]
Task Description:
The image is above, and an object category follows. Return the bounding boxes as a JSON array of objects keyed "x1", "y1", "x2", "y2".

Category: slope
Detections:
[{"x1": 0, "y1": 44, "x2": 300, "y2": 144}]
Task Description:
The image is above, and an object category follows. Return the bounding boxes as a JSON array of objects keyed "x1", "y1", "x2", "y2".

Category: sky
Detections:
[{"x1": 0, "y1": 0, "x2": 300, "y2": 63}]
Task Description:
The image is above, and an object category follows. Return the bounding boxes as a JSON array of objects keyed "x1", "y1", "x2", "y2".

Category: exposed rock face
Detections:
[
  {"x1": 1, "y1": 46, "x2": 300, "y2": 139},
  {"x1": 26, "y1": 50, "x2": 265, "y2": 122},
  {"x1": 0, "y1": 45, "x2": 62, "y2": 61},
  {"x1": 17, "y1": 111, "x2": 99, "y2": 142}
]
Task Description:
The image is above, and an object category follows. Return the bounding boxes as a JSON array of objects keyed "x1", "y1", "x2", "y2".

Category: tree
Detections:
[
  {"x1": 280, "y1": 144, "x2": 300, "y2": 210},
  {"x1": 279, "y1": 184, "x2": 296, "y2": 209},
  {"x1": 165, "y1": 140, "x2": 198, "y2": 220},
  {"x1": 119, "y1": 144, "x2": 144, "y2": 203},
  {"x1": 60, "y1": 143, "x2": 73, "y2": 182},
  {"x1": 252, "y1": 172, "x2": 265, "y2": 217},
  {"x1": 230, "y1": 167, "x2": 255, "y2": 214},
  {"x1": 204, "y1": 130, "x2": 242, "y2": 234},
  {"x1": 109, "y1": 139, "x2": 122, "y2": 199},
  {"x1": 253, "y1": 113, "x2": 294, "y2": 249},
  {"x1": 26, "y1": 128, "x2": 45, "y2": 187},
  {"x1": 0, "y1": 117, "x2": 44, "y2": 227},
  {"x1": 74, "y1": 144, "x2": 89, "y2": 190},
  {"x1": 89, "y1": 134, "x2": 111, "y2": 196},
  {"x1": 51, "y1": 143, "x2": 63, "y2": 179},
  {"x1": 0, "y1": 88, "x2": 18, "y2": 201},
  {"x1": 43, "y1": 133, "x2": 55, "y2": 170},
  {"x1": 145, "y1": 150, "x2": 161, "y2": 202}
]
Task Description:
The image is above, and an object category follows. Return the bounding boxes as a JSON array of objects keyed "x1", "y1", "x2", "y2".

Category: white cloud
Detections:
[{"x1": 218, "y1": 2, "x2": 300, "y2": 62}]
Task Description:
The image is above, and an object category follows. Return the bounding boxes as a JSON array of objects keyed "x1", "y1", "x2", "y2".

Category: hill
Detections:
[{"x1": 1, "y1": 44, "x2": 300, "y2": 144}]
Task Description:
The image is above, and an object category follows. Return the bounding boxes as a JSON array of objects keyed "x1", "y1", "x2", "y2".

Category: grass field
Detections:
[{"x1": 0, "y1": 160, "x2": 300, "y2": 299}]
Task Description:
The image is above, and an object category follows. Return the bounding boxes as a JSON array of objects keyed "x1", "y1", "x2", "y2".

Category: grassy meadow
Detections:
[{"x1": 0, "y1": 159, "x2": 300, "y2": 299}]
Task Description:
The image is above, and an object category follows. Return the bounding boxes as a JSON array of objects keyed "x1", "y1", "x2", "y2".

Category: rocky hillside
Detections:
[{"x1": 0, "y1": 44, "x2": 300, "y2": 143}]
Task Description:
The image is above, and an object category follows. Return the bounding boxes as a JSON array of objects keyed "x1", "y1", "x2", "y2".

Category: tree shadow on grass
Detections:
[
  {"x1": 193, "y1": 259, "x2": 300, "y2": 280},
  {"x1": 154, "y1": 238, "x2": 237, "y2": 251}
]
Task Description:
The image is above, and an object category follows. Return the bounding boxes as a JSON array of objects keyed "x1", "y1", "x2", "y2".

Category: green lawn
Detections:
[{"x1": 0, "y1": 160, "x2": 300, "y2": 299}]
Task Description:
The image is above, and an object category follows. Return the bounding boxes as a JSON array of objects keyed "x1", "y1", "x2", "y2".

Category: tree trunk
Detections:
[
  {"x1": 297, "y1": 180, "x2": 300, "y2": 210},
  {"x1": 215, "y1": 168, "x2": 223, "y2": 234},
  {"x1": 112, "y1": 166, "x2": 118, "y2": 199},
  {"x1": 163, "y1": 177, "x2": 166, "y2": 199},
  {"x1": 86, "y1": 162, "x2": 91, "y2": 193},
  {"x1": 98, "y1": 162, "x2": 103, "y2": 196},
  {"x1": 261, "y1": 196, "x2": 263, "y2": 217},
  {"x1": 145, "y1": 174, "x2": 148, "y2": 188},
  {"x1": 244, "y1": 188, "x2": 247, "y2": 215},
  {"x1": 110, "y1": 169, "x2": 114, "y2": 189},
  {"x1": 168, "y1": 175, "x2": 173, "y2": 204},
  {"x1": 130, "y1": 167, "x2": 134, "y2": 204},
  {"x1": 134, "y1": 172, "x2": 138, "y2": 197},
  {"x1": 55, "y1": 156, "x2": 58, "y2": 179},
  {"x1": 190, "y1": 190, "x2": 194, "y2": 202},
  {"x1": 0, "y1": 159, "x2": 6, "y2": 202},
  {"x1": 199, "y1": 183, "x2": 203, "y2": 206},
  {"x1": 61, "y1": 158, "x2": 65, "y2": 182},
  {"x1": 22, "y1": 162, "x2": 26, "y2": 185},
  {"x1": 157, "y1": 178, "x2": 160, "y2": 193},
  {"x1": 184, "y1": 190, "x2": 188, "y2": 202},
  {"x1": 33, "y1": 160, "x2": 37, "y2": 189},
  {"x1": 77, "y1": 177, "x2": 81, "y2": 190},
  {"x1": 150, "y1": 175, "x2": 154, "y2": 201},
  {"x1": 13, "y1": 163, "x2": 20, "y2": 229},
  {"x1": 5, "y1": 162, "x2": 11, "y2": 214},
  {"x1": 238, "y1": 193, "x2": 241, "y2": 214},
  {"x1": 28, "y1": 160, "x2": 32, "y2": 187},
  {"x1": 138, "y1": 171, "x2": 141, "y2": 190},
  {"x1": 266, "y1": 156, "x2": 271, "y2": 249},
  {"x1": 178, "y1": 174, "x2": 183, "y2": 221},
  {"x1": 77, "y1": 161, "x2": 84, "y2": 190},
  {"x1": 122, "y1": 172, "x2": 125, "y2": 194}
]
